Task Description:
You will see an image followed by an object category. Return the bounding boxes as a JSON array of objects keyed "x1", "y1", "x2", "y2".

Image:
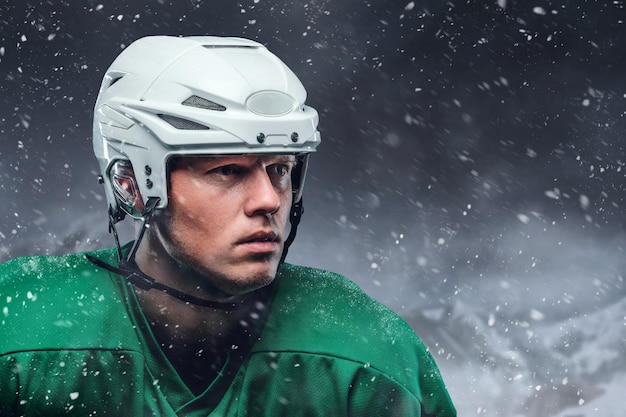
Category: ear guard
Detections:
[{"x1": 110, "y1": 160, "x2": 145, "y2": 221}]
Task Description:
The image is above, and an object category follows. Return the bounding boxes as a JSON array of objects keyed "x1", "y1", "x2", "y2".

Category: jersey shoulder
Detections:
[
  {"x1": 0, "y1": 248, "x2": 137, "y2": 353},
  {"x1": 275, "y1": 263, "x2": 417, "y2": 339},
  {"x1": 261, "y1": 264, "x2": 431, "y2": 370},
  {"x1": 256, "y1": 264, "x2": 456, "y2": 415}
]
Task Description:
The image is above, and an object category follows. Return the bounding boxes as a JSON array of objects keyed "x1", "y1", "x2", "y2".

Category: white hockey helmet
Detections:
[{"x1": 93, "y1": 35, "x2": 321, "y2": 221}]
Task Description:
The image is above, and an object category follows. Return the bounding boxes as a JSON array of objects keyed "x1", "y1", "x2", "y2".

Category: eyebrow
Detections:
[
  {"x1": 170, "y1": 154, "x2": 297, "y2": 171},
  {"x1": 266, "y1": 155, "x2": 297, "y2": 164}
]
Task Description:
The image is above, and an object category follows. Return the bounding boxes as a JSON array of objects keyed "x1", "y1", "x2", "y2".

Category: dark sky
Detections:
[
  {"x1": 1, "y1": 1, "x2": 626, "y2": 414},
  {"x1": 1, "y1": 0, "x2": 625, "y2": 313},
  {"x1": 2, "y1": 0, "x2": 624, "y2": 297}
]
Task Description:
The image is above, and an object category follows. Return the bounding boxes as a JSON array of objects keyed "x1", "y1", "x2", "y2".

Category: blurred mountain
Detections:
[{"x1": 403, "y1": 294, "x2": 626, "y2": 416}]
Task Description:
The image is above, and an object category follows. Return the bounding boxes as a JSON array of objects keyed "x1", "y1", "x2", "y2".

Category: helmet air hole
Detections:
[
  {"x1": 158, "y1": 114, "x2": 209, "y2": 130},
  {"x1": 182, "y1": 95, "x2": 226, "y2": 111}
]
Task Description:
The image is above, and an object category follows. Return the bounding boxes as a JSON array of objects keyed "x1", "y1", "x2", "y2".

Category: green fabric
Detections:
[{"x1": 0, "y1": 248, "x2": 456, "y2": 416}]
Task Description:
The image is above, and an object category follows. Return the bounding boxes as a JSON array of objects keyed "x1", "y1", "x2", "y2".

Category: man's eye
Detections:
[
  {"x1": 268, "y1": 164, "x2": 290, "y2": 176},
  {"x1": 214, "y1": 165, "x2": 237, "y2": 176}
]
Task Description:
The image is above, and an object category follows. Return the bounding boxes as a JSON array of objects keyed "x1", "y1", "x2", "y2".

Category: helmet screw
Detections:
[
  {"x1": 98, "y1": 175, "x2": 104, "y2": 184},
  {"x1": 257, "y1": 133, "x2": 266, "y2": 144},
  {"x1": 144, "y1": 165, "x2": 152, "y2": 175},
  {"x1": 291, "y1": 132, "x2": 299, "y2": 142},
  {"x1": 146, "y1": 179, "x2": 153, "y2": 189}
]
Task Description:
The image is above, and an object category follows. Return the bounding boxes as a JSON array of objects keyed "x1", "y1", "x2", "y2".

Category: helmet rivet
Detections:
[
  {"x1": 145, "y1": 165, "x2": 152, "y2": 175},
  {"x1": 146, "y1": 179, "x2": 153, "y2": 189},
  {"x1": 98, "y1": 175, "x2": 104, "y2": 184},
  {"x1": 257, "y1": 133, "x2": 266, "y2": 143},
  {"x1": 291, "y1": 132, "x2": 299, "y2": 142}
]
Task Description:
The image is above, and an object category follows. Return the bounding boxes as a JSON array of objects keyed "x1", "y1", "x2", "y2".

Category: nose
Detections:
[{"x1": 244, "y1": 168, "x2": 281, "y2": 217}]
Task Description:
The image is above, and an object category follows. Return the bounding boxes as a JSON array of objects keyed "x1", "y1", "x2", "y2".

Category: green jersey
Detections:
[{"x1": 0, "y1": 248, "x2": 455, "y2": 416}]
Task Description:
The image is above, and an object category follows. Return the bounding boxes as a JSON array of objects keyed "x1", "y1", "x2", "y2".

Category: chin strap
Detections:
[
  {"x1": 280, "y1": 198, "x2": 303, "y2": 264},
  {"x1": 85, "y1": 253, "x2": 247, "y2": 310},
  {"x1": 86, "y1": 197, "x2": 248, "y2": 311}
]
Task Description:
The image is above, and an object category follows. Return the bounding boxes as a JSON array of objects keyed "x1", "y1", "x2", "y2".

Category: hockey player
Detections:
[{"x1": 0, "y1": 36, "x2": 456, "y2": 416}]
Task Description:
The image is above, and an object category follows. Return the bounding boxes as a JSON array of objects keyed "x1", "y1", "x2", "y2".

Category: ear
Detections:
[{"x1": 111, "y1": 161, "x2": 146, "y2": 216}]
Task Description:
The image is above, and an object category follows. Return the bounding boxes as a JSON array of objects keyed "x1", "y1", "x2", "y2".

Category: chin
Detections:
[
  {"x1": 223, "y1": 274, "x2": 275, "y2": 296},
  {"x1": 214, "y1": 262, "x2": 279, "y2": 296}
]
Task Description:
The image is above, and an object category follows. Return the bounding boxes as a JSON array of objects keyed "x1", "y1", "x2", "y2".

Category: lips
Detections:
[
  {"x1": 236, "y1": 230, "x2": 281, "y2": 255},
  {"x1": 234, "y1": 230, "x2": 283, "y2": 257},
  {"x1": 238, "y1": 230, "x2": 279, "y2": 244}
]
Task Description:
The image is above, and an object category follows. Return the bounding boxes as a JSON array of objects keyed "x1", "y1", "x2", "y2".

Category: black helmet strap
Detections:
[{"x1": 280, "y1": 198, "x2": 303, "y2": 263}]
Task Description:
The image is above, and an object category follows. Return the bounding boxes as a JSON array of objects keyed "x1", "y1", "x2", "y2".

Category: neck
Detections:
[
  {"x1": 134, "y1": 281, "x2": 272, "y2": 396},
  {"x1": 135, "y1": 283, "x2": 269, "y2": 344}
]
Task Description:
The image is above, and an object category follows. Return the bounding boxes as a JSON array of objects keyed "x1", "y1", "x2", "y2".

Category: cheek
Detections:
[
  {"x1": 170, "y1": 176, "x2": 204, "y2": 202},
  {"x1": 167, "y1": 184, "x2": 207, "y2": 230},
  {"x1": 278, "y1": 193, "x2": 294, "y2": 224},
  {"x1": 172, "y1": 194, "x2": 188, "y2": 208},
  {"x1": 169, "y1": 176, "x2": 211, "y2": 214}
]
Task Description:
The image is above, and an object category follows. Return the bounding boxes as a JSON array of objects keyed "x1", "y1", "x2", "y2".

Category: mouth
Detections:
[
  {"x1": 239, "y1": 231, "x2": 279, "y2": 244},
  {"x1": 236, "y1": 231, "x2": 281, "y2": 254}
]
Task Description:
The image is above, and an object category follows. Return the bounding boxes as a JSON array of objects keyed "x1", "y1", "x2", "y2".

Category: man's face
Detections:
[{"x1": 151, "y1": 154, "x2": 296, "y2": 297}]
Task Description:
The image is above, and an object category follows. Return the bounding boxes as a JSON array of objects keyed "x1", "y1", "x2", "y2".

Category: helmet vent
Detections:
[
  {"x1": 182, "y1": 95, "x2": 226, "y2": 111},
  {"x1": 108, "y1": 75, "x2": 124, "y2": 87},
  {"x1": 158, "y1": 114, "x2": 210, "y2": 130}
]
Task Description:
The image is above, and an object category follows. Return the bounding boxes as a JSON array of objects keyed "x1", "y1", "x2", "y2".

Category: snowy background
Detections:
[{"x1": 1, "y1": 1, "x2": 625, "y2": 415}]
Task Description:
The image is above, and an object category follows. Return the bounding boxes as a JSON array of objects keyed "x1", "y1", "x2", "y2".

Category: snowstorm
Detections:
[{"x1": 1, "y1": 1, "x2": 625, "y2": 416}]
